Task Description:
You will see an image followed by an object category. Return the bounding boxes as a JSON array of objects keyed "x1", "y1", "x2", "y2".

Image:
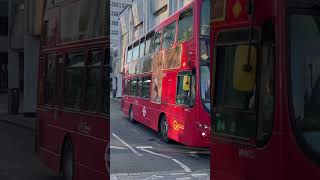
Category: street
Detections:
[
  {"x1": 110, "y1": 100, "x2": 210, "y2": 180},
  {"x1": 0, "y1": 119, "x2": 62, "y2": 180}
]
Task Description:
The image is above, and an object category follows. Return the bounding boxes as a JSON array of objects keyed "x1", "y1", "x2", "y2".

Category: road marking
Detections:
[
  {"x1": 172, "y1": 159, "x2": 192, "y2": 173},
  {"x1": 131, "y1": 129, "x2": 141, "y2": 135},
  {"x1": 140, "y1": 148, "x2": 171, "y2": 158},
  {"x1": 176, "y1": 177, "x2": 191, "y2": 180},
  {"x1": 110, "y1": 175, "x2": 119, "y2": 180},
  {"x1": 140, "y1": 148, "x2": 192, "y2": 173},
  {"x1": 142, "y1": 175, "x2": 164, "y2": 180},
  {"x1": 136, "y1": 146, "x2": 153, "y2": 149},
  {"x1": 110, "y1": 146, "x2": 128, "y2": 150},
  {"x1": 170, "y1": 172, "x2": 185, "y2": 176},
  {"x1": 112, "y1": 133, "x2": 142, "y2": 156},
  {"x1": 191, "y1": 173, "x2": 208, "y2": 177}
]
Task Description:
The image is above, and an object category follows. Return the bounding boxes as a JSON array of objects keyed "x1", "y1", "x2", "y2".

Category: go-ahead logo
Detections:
[{"x1": 173, "y1": 120, "x2": 184, "y2": 131}]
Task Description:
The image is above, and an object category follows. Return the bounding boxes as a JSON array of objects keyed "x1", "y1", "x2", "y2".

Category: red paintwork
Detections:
[
  {"x1": 121, "y1": 0, "x2": 210, "y2": 147},
  {"x1": 36, "y1": 1, "x2": 109, "y2": 180},
  {"x1": 210, "y1": 0, "x2": 320, "y2": 180}
]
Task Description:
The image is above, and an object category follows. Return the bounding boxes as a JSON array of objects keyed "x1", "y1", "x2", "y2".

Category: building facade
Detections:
[
  {"x1": 7, "y1": 0, "x2": 43, "y2": 115},
  {"x1": 110, "y1": 0, "x2": 132, "y2": 98}
]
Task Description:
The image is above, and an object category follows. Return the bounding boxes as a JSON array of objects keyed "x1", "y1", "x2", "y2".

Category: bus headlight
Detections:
[{"x1": 198, "y1": 122, "x2": 210, "y2": 130}]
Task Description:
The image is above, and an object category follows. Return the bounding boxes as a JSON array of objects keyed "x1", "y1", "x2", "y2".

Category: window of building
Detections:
[
  {"x1": 112, "y1": 21, "x2": 118, "y2": 26},
  {"x1": 84, "y1": 50, "x2": 103, "y2": 112},
  {"x1": 45, "y1": 53, "x2": 56, "y2": 105},
  {"x1": 64, "y1": 52, "x2": 85, "y2": 109},
  {"x1": 0, "y1": 16, "x2": 8, "y2": 36},
  {"x1": 154, "y1": 30, "x2": 162, "y2": 52},
  {"x1": 162, "y1": 21, "x2": 176, "y2": 49},
  {"x1": 142, "y1": 76, "x2": 151, "y2": 98},
  {"x1": 178, "y1": 8, "x2": 193, "y2": 42},
  {"x1": 145, "y1": 31, "x2": 155, "y2": 54},
  {"x1": 111, "y1": 2, "x2": 119, "y2": 7},
  {"x1": 111, "y1": 11, "x2": 119, "y2": 17}
]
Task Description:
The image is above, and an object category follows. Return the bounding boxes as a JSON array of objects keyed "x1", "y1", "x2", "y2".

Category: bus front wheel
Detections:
[
  {"x1": 62, "y1": 140, "x2": 74, "y2": 180},
  {"x1": 160, "y1": 116, "x2": 170, "y2": 143}
]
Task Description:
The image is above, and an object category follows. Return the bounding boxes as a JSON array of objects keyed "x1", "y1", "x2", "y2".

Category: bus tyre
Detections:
[
  {"x1": 160, "y1": 116, "x2": 170, "y2": 143},
  {"x1": 62, "y1": 141, "x2": 74, "y2": 180},
  {"x1": 129, "y1": 106, "x2": 135, "y2": 123}
]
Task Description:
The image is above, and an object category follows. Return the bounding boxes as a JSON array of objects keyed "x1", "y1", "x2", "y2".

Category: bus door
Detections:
[
  {"x1": 171, "y1": 70, "x2": 196, "y2": 143},
  {"x1": 212, "y1": 25, "x2": 277, "y2": 179}
]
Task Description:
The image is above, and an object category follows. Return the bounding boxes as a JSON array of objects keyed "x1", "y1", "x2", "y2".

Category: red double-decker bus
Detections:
[
  {"x1": 210, "y1": 0, "x2": 320, "y2": 179},
  {"x1": 121, "y1": 0, "x2": 211, "y2": 147},
  {"x1": 36, "y1": 0, "x2": 109, "y2": 180}
]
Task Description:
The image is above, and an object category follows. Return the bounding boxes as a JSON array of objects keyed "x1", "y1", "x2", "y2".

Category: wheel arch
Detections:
[
  {"x1": 59, "y1": 133, "x2": 73, "y2": 173},
  {"x1": 157, "y1": 112, "x2": 166, "y2": 132}
]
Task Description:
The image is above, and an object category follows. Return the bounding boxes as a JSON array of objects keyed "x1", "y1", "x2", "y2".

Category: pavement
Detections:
[
  {"x1": 110, "y1": 100, "x2": 210, "y2": 180},
  {"x1": 0, "y1": 92, "x2": 62, "y2": 180},
  {"x1": 0, "y1": 93, "x2": 36, "y2": 130}
]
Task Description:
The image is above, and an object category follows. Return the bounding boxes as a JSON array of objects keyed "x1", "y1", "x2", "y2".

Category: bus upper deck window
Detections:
[{"x1": 178, "y1": 8, "x2": 193, "y2": 42}]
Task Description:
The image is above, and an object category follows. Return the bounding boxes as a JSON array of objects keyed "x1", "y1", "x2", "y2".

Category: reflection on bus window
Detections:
[
  {"x1": 200, "y1": 0, "x2": 210, "y2": 37},
  {"x1": 290, "y1": 14, "x2": 320, "y2": 156},
  {"x1": 145, "y1": 32, "x2": 154, "y2": 54},
  {"x1": 127, "y1": 46, "x2": 133, "y2": 63},
  {"x1": 154, "y1": 31, "x2": 162, "y2": 52},
  {"x1": 140, "y1": 38, "x2": 145, "y2": 57},
  {"x1": 84, "y1": 50, "x2": 102, "y2": 112},
  {"x1": 178, "y1": 8, "x2": 193, "y2": 42},
  {"x1": 132, "y1": 42, "x2": 140, "y2": 60},
  {"x1": 64, "y1": 52, "x2": 85, "y2": 109},
  {"x1": 131, "y1": 78, "x2": 138, "y2": 96},
  {"x1": 142, "y1": 76, "x2": 151, "y2": 98},
  {"x1": 176, "y1": 72, "x2": 191, "y2": 105},
  {"x1": 45, "y1": 53, "x2": 56, "y2": 105},
  {"x1": 216, "y1": 45, "x2": 257, "y2": 109},
  {"x1": 163, "y1": 21, "x2": 176, "y2": 49}
]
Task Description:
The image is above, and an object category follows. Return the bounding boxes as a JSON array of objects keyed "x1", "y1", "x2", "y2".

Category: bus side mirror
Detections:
[
  {"x1": 233, "y1": 45, "x2": 257, "y2": 92},
  {"x1": 183, "y1": 75, "x2": 190, "y2": 91}
]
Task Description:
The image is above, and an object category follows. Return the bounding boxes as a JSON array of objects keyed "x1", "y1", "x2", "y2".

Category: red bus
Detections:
[
  {"x1": 121, "y1": 0, "x2": 211, "y2": 147},
  {"x1": 210, "y1": 0, "x2": 320, "y2": 179},
  {"x1": 36, "y1": 0, "x2": 109, "y2": 180}
]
